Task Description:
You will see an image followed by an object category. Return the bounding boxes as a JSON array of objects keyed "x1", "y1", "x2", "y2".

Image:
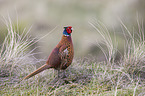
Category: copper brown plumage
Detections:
[{"x1": 22, "y1": 26, "x2": 74, "y2": 80}]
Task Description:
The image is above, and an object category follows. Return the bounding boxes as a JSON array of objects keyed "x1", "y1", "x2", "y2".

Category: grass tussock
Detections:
[
  {"x1": 0, "y1": 17, "x2": 145, "y2": 96},
  {"x1": 0, "y1": 16, "x2": 41, "y2": 80}
]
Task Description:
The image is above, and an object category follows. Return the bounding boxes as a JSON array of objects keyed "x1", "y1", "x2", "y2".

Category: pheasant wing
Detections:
[{"x1": 59, "y1": 45, "x2": 69, "y2": 69}]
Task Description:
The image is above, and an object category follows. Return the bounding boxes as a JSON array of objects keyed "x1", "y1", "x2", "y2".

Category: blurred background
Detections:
[{"x1": 0, "y1": 0, "x2": 144, "y2": 60}]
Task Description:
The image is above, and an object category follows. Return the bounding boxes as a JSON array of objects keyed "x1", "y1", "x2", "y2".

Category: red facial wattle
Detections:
[{"x1": 66, "y1": 28, "x2": 72, "y2": 34}]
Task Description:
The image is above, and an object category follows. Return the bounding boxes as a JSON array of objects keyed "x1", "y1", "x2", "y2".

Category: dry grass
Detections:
[
  {"x1": 89, "y1": 18, "x2": 145, "y2": 96},
  {"x1": 0, "y1": 17, "x2": 145, "y2": 96}
]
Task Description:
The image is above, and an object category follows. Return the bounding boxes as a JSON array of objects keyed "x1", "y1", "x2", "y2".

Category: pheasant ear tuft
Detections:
[
  {"x1": 64, "y1": 26, "x2": 72, "y2": 29},
  {"x1": 64, "y1": 27, "x2": 67, "y2": 29}
]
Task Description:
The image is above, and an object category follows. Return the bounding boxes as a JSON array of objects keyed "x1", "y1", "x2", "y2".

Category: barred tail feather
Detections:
[{"x1": 22, "y1": 64, "x2": 50, "y2": 80}]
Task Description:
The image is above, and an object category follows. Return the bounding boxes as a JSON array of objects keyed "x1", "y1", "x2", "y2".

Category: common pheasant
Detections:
[{"x1": 22, "y1": 26, "x2": 74, "y2": 80}]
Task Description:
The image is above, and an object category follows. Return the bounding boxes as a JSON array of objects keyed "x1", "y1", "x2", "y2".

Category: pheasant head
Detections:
[{"x1": 63, "y1": 26, "x2": 73, "y2": 36}]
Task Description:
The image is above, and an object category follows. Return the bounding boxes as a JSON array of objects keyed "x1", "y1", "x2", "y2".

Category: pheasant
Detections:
[{"x1": 22, "y1": 26, "x2": 74, "y2": 80}]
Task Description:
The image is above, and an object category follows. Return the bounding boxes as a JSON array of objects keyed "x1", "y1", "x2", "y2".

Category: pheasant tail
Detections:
[{"x1": 22, "y1": 64, "x2": 50, "y2": 80}]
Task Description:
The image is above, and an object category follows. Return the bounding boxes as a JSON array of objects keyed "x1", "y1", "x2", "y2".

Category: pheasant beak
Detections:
[{"x1": 71, "y1": 27, "x2": 73, "y2": 31}]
